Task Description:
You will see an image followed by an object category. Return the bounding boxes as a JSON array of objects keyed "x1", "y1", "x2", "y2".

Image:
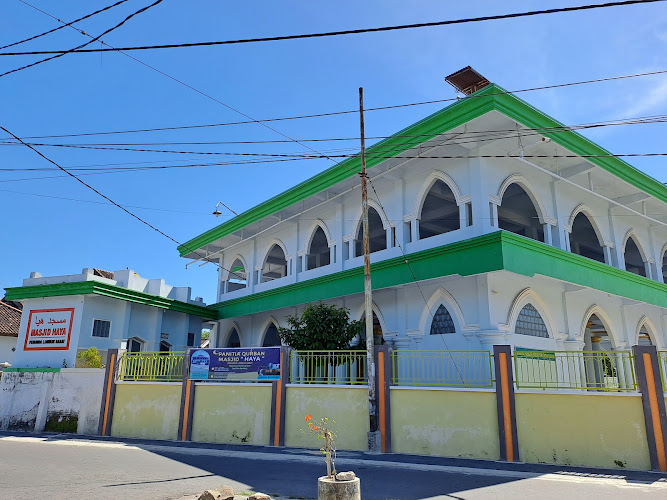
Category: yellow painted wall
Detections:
[
  {"x1": 516, "y1": 393, "x2": 650, "y2": 470},
  {"x1": 111, "y1": 384, "x2": 181, "y2": 440},
  {"x1": 191, "y1": 384, "x2": 272, "y2": 445},
  {"x1": 285, "y1": 386, "x2": 368, "y2": 451},
  {"x1": 390, "y1": 389, "x2": 499, "y2": 460}
]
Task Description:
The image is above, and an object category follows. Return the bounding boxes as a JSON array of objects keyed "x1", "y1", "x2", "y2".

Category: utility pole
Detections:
[{"x1": 359, "y1": 87, "x2": 381, "y2": 452}]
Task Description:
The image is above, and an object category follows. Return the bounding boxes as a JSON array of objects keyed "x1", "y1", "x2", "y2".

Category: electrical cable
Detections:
[
  {"x1": 0, "y1": 0, "x2": 130, "y2": 51},
  {"x1": 1, "y1": 0, "x2": 662, "y2": 56},
  {"x1": 0, "y1": 0, "x2": 164, "y2": 78}
]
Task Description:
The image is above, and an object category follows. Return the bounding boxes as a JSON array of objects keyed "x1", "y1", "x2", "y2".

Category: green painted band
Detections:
[
  {"x1": 4, "y1": 281, "x2": 217, "y2": 319},
  {"x1": 3, "y1": 367, "x2": 61, "y2": 372}
]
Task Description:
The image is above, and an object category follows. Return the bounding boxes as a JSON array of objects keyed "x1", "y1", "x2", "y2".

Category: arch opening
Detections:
[
  {"x1": 226, "y1": 327, "x2": 241, "y2": 348},
  {"x1": 307, "y1": 226, "x2": 330, "y2": 270},
  {"x1": 624, "y1": 237, "x2": 646, "y2": 277},
  {"x1": 583, "y1": 313, "x2": 620, "y2": 390},
  {"x1": 429, "y1": 304, "x2": 456, "y2": 335},
  {"x1": 226, "y1": 258, "x2": 247, "y2": 292},
  {"x1": 514, "y1": 303, "x2": 549, "y2": 338},
  {"x1": 498, "y1": 184, "x2": 544, "y2": 242},
  {"x1": 262, "y1": 322, "x2": 281, "y2": 347},
  {"x1": 355, "y1": 207, "x2": 387, "y2": 256},
  {"x1": 358, "y1": 311, "x2": 385, "y2": 345},
  {"x1": 638, "y1": 325, "x2": 653, "y2": 346},
  {"x1": 662, "y1": 248, "x2": 667, "y2": 280},
  {"x1": 419, "y1": 180, "x2": 460, "y2": 239},
  {"x1": 570, "y1": 213, "x2": 605, "y2": 263},
  {"x1": 262, "y1": 244, "x2": 288, "y2": 282}
]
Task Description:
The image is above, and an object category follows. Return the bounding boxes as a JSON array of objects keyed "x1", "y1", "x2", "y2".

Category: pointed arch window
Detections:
[
  {"x1": 429, "y1": 304, "x2": 456, "y2": 335},
  {"x1": 638, "y1": 325, "x2": 653, "y2": 346},
  {"x1": 359, "y1": 311, "x2": 385, "y2": 345},
  {"x1": 263, "y1": 323, "x2": 281, "y2": 347},
  {"x1": 355, "y1": 207, "x2": 386, "y2": 256},
  {"x1": 498, "y1": 184, "x2": 544, "y2": 242},
  {"x1": 226, "y1": 258, "x2": 247, "y2": 292},
  {"x1": 419, "y1": 180, "x2": 460, "y2": 239},
  {"x1": 307, "y1": 226, "x2": 330, "y2": 270},
  {"x1": 624, "y1": 237, "x2": 646, "y2": 277},
  {"x1": 262, "y1": 244, "x2": 288, "y2": 282},
  {"x1": 515, "y1": 304, "x2": 548, "y2": 338},
  {"x1": 226, "y1": 327, "x2": 241, "y2": 348},
  {"x1": 570, "y1": 213, "x2": 605, "y2": 263}
]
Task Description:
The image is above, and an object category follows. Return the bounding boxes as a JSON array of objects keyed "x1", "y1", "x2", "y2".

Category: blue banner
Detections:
[{"x1": 189, "y1": 347, "x2": 281, "y2": 381}]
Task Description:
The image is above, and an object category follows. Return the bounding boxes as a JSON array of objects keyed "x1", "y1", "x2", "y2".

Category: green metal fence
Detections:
[
  {"x1": 118, "y1": 351, "x2": 185, "y2": 382},
  {"x1": 513, "y1": 350, "x2": 637, "y2": 391},
  {"x1": 391, "y1": 350, "x2": 495, "y2": 388},
  {"x1": 659, "y1": 351, "x2": 667, "y2": 390},
  {"x1": 289, "y1": 350, "x2": 367, "y2": 385}
]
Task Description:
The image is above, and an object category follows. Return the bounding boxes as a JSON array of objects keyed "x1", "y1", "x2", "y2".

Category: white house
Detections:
[
  {"x1": 176, "y1": 70, "x2": 665, "y2": 375},
  {"x1": 0, "y1": 299, "x2": 21, "y2": 366},
  {"x1": 5, "y1": 268, "x2": 216, "y2": 368}
]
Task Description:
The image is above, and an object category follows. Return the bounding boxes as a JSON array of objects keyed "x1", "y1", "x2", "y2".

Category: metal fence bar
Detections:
[
  {"x1": 289, "y1": 350, "x2": 367, "y2": 385},
  {"x1": 513, "y1": 350, "x2": 637, "y2": 392},
  {"x1": 118, "y1": 351, "x2": 185, "y2": 382},
  {"x1": 390, "y1": 350, "x2": 494, "y2": 388}
]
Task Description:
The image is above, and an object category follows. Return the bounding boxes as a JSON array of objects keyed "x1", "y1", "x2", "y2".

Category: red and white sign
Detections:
[{"x1": 23, "y1": 308, "x2": 75, "y2": 351}]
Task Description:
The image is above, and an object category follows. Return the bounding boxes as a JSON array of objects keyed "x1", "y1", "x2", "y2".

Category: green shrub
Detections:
[{"x1": 76, "y1": 347, "x2": 103, "y2": 368}]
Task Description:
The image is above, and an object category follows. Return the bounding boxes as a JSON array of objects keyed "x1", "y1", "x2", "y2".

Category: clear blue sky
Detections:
[{"x1": 1, "y1": 0, "x2": 666, "y2": 304}]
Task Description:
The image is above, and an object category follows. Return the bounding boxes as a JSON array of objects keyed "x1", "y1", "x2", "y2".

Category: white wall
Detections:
[{"x1": 0, "y1": 336, "x2": 17, "y2": 365}]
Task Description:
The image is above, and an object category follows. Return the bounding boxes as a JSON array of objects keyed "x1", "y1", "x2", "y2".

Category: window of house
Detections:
[
  {"x1": 262, "y1": 245, "x2": 288, "y2": 282},
  {"x1": 429, "y1": 304, "x2": 456, "y2": 335},
  {"x1": 92, "y1": 319, "x2": 111, "y2": 338},
  {"x1": 226, "y1": 327, "x2": 241, "y2": 348},
  {"x1": 227, "y1": 259, "x2": 247, "y2": 292},
  {"x1": 419, "y1": 180, "x2": 460, "y2": 239},
  {"x1": 128, "y1": 337, "x2": 143, "y2": 353},
  {"x1": 498, "y1": 184, "x2": 544, "y2": 242},
  {"x1": 355, "y1": 207, "x2": 387, "y2": 256},
  {"x1": 624, "y1": 237, "x2": 646, "y2": 277},
  {"x1": 262, "y1": 323, "x2": 281, "y2": 347},
  {"x1": 159, "y1": 341, "x2": 171, "y2": 353},
  {"x1": 515, "y1": 304, "x2": 548, "y2": 338},
  {"x1": 569, "y1": 213, "x2": 605, "y2": 263},
  {"x1": 307, "y1": 227, "x2": 330, "y2": 270},
  {"x1": 187, "y1": 332, "x2": 195, "y2": 347}
]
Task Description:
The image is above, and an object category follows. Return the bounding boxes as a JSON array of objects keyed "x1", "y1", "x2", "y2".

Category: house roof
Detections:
[
  {"x1": 178, "y1": 83, "x2": 667, "y2": 259},
  {"x1": 0, "y1": 299, "x2": 22, "y2": 337},
  {"x1": 93, "y1": 268, "x2": 114, "y2": 280}
]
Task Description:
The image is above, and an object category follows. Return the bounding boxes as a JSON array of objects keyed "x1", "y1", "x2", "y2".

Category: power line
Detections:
[
  {"x1": 4, "y1": 68, "x2": 666, "y2": 141},
  {"x1": 0, "y1": 0, "x2": 130, "y2": 51},
  {"x1": 1, "y1": 0, "x2": 662, "y2": 56},
  {"x1": 0, "y1": 0, "x2": 164, "y2": 78}
]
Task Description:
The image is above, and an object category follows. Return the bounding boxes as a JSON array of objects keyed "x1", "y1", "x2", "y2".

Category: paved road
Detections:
[{"x1": 1, "y1": 432, "x2": 666, "y2": 499}]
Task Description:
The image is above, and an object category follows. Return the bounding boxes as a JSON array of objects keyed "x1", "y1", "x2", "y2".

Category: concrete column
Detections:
[
  {"x1": 386, "y1": 226, "x2": 393, "y2": 249},
  {"x1": 490, "y1": 202, "x2": 499, "y2": 228},
  {"x1": 564, "y1": 228, "x2": 572, "y2": 252},
  {"x1": 410, "y1": 218, "x2": 419, "y2": 243},
  {"x1": 603, "y1": 244, "x2": 613, "y2": 266},
  {"x1": 543, "y1": 223, "x2": 553, "y2": 246},
  {"x1": 459, "y1": 203, "x2": 467, "y2": 229}
]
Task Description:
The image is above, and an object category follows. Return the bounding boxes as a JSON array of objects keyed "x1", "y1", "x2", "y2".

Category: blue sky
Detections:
[{"x1": 1, "y1": 0, "x2": 666, "y2": 304}]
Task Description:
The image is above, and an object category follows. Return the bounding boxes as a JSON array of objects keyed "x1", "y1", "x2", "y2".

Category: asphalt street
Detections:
[{"x1": 0, "y1": 432, "x2": 666, "y2": 500}]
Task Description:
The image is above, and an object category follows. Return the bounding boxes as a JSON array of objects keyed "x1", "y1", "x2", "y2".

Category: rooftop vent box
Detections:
[{"x1": 445, "y1": 66, "x2": 490, "y2": 95}]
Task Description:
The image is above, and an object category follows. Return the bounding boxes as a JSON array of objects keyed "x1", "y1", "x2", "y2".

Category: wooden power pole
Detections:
[{"x1": 359, "y1": 87, "x2": 381, "y2": 452}]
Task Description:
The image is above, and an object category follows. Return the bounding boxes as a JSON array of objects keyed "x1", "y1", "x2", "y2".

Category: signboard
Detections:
[
  {"x1": 24, "y1": 308, "x2": 75, "y2": 351},
  {"x1": 189, "y1": 347, "x2": 281, "y2": 381},
  {"x1": 515, "y1": 347, "x2": 556, "y2": 361}
]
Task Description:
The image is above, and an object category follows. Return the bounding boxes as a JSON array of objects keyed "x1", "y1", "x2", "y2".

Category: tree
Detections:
[
  {"x1": 76, "y1": 347, "x2": 103, "y2": 368},
  {"x1": 278, "y1": 303, "x2": 362, "y2": 350}
]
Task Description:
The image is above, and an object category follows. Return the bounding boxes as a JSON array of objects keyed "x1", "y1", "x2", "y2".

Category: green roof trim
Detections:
[
  {"x1": 210, "y1": 231, "x2": 667, "y2": 318},
  {"x1": 3, "y1": 367, "x2": 60, "y2": 373},
  {"x1": 4, "y1": 281, "x2": 217, "y2": 320},
  {"x1": 178, "y1": 84, "x2": 667, "y2": 257}
]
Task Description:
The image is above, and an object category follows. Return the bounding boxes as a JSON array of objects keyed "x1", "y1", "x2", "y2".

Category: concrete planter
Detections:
[{"x1": 318, "y1": 476, "x2": 361, "y2": 500}]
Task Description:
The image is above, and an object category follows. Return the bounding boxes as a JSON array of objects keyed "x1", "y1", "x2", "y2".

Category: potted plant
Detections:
[{"x1": 304, "y1": 415, "x2": 360, "y2": 500}]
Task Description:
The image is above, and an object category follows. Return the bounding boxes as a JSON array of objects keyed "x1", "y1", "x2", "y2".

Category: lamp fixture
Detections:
[{"x1": 213, "y1": 201, "x2": 238, "y2": 217}]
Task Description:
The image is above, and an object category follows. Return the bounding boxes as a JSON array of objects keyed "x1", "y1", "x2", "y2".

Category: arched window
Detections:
[
  {"x1": 226, "y1": 327, "x2": 241, "y2": 348},
  {"x1": 226, "y1": 258, "x2": 247, "y2": 292},
  {"x1": 570, "y1": 213, "x2": 605, "y2": 263},
  {"x1": 419, "y1": 180, "x2": 459, "y2": 239},
  {"x1": 662, "y1": 248, "x2": 667, "y2": 281},
  {"x1": 262, "y1": 244, "x2": 288, "y2": 282},
  {"x1": 307, "y1": 226, "x2": 330, "y2": 270},
  {"x1": 624, "y1": 237, "x2": 646, "y2": 277},
  {"x1": 262, "y1": 323, "x2": 281, "y2": 347},
  {"x1": 515, "y1": 304, "x2": 548, "y2": 338},
  {"x1": 355, "y1": 207, "x2": 386, "y2": 256},
  {"x1": 359, "y1": 311, "x2": 385, "y2": 345},
  {"x1": 429, "y1": 304, "x2": 456, "y2": 335},
  {"x1": 498, "y1": 184, "x2": 544, "y2": 242},
  {"x1": 638, "y1": 325, "x2": 653, "y2": 346}
]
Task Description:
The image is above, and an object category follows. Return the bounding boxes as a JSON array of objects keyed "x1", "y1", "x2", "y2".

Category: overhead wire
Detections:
[
  {"x1": 1, "y1": 0, "x2": 663, "y2": 56},
  {"x1": 0, "y1": 0, "x2": 164, "y2": 78},
  {"x1": 0, "y1": 0, "x2": 130, "y2": 51}
]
